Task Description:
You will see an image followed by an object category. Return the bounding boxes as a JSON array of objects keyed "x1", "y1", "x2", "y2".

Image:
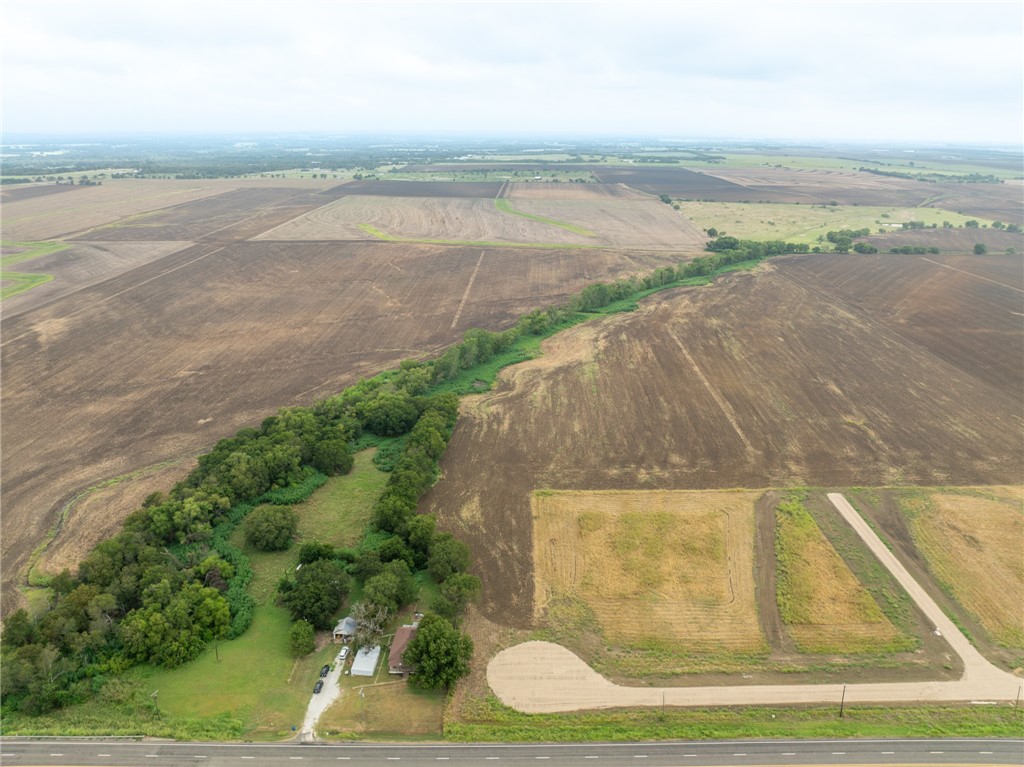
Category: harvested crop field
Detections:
[
  {"x1": 0, "y1": 180, "x2": 242, "y2": 240},
  {"x1": 1, "y1": 240, "x2": 193, "y2": 317},
  {"x1": 503, "y1": 182, "x2": 648, "y2": 200},
  {"x1": 422, "y1": 254, "x2": 1023, "y2": 628},
  {"x1": 509, "y1": 198, "x2": 706, "y2": 249},
  {"x1": 532, "y1": 489, "x2": 763, "y2": 655},
  {"x1": 0, "y1": 238, "x2": 677, "y2": 612},
  {"x1": 328, "y1": 179, "x2": 504, "y2": 198},
  {"x1": 1, "y1": 184, "x2": 82, "y2": 203},
  {"x1": 255, "y1": 196, "x2": 594, "y2": 245},
  {"x1": 72, "y1": 187, "x2": 344, "y2": 242},
  {"x1": 901, "y1": 487, "x2": 1024, "y2": 649},
  {"x1": 860, "y1": 227, "x2": 1024, "y2": 254},
  {"x1": 775, "y1": 500, "x2": 905, "y2": 654},
  {"x1": 782, "y1": 253, "x2": 1023, "y2": 393},
  {"x1": 258, "y1": 194, "x2": 707, "y2": 250},
  {"x1": 592, "y1": 167, "x2": 756, "y2": 200}
]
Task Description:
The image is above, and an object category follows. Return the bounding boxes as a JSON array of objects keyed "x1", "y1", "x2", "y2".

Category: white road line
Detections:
[
  {"x1": 146, "y1": 755, "x2": 158, "y2": 758},
  {"x1": 882, "y1": 751, "x2": 895, "y2": 754},
  {"x1": 734, "y1": 754, "x2": 746, "y2": 757},
  {"x1": 832, "y1": 752, "x2": 845, "y2": 755},
  {"x1": 536, "y1": 758, "x2": 550, "y2": 761},
  {"x1": 980, "y1": 751, "x2": 994, "y2": 754},
  {"x1": 585, "y1": 757, "x2": 599, "y2": 760},
  {"x1": 634, "y1": 756, "x2": 648, "y2": 759},
  {"x1": 930, "y1": 751, "x2": 943, "y2": 754},
  {"x1": 242, "y1": 757, "x2": 255, "y2": 760},
  {"x1": 338, "y1": 758, "x2": 351, "y2": 761}
]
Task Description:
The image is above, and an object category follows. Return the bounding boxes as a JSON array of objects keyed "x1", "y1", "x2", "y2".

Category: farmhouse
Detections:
[
  {"x1": 388, "y1": 624, "x2": 419, "y2": 676},
  {"x1": 333, "y1": 616, "x2": 357, "y2": 643},
  {"x1": 350, "y1": 645, "x2": 381, "y2": 677}
]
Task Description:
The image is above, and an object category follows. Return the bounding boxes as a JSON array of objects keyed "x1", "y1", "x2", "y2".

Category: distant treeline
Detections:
[
  {"x1": 859, "y1": 167, "x2": 1004, "y2": 184},
  {"x1": 0, "y1": 235, "x2": 801, "y2": 715}
]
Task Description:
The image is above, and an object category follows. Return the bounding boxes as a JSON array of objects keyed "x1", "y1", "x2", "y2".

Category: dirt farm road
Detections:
[{"x1": 487, "y1": 493, "x2": 1022, "y2": 713}]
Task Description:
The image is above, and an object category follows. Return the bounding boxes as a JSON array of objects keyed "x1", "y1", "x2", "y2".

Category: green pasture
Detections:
[{"x1": 678, "y1": 202, "x2": 993, "y2": 245}]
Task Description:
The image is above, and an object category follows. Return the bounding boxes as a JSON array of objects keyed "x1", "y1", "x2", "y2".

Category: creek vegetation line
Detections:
[{"x1": 0, "y1": 235, "x2": 806, "y2": 718}]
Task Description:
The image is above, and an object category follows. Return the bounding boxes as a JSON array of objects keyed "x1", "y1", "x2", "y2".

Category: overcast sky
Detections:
[{"x1": 3, "y1": 1, "x2": 1022, "y2": 144}]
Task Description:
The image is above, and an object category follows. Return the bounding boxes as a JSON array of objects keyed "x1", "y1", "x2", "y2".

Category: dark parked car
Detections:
[
  {"x1": 320, "y1": 664, "x2": 331, "y2": 677},
  {"x1": 313, "y1": 680, "x2": 324, "y2": 694}
]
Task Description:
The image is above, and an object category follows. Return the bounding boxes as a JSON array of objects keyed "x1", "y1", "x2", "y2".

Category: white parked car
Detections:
[{"x1": 338, "y1": 646, "x2": 350, "y2": 661}]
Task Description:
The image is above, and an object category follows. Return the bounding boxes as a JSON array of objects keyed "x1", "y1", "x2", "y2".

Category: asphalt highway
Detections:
[{"x1": 1, "y1": 738, "x2": 1021, "y2": 767}]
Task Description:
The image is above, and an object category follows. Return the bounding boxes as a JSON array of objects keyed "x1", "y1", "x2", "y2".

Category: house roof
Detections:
[
  {"x1": 334, "y1": 616, "x2": 358, "y2": 635},
  {"x1": 388, "y1": 624, "x2": 418, "y2": 670},
  {"x1": 351, "y1": 645, "x2": 381, "y2": 676}
]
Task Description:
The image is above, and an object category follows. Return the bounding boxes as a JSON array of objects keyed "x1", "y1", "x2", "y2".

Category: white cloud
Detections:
[{"x1": 2, "y1": 0, "x2": 1021, "y2": 143}]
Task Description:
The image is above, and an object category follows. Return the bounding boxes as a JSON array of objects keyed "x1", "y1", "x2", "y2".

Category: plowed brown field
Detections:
[
  {"x1": 0, "y1": 239, "x2": 676, "y2": 611},
  {"x1": 256, "y1": 194, "x2": 706, "y2": 250},
  {"x1": 255, "y1": 196, "x2": 592, "y2": 245},
  {"x1": 421, "y1": 254, "x2": 1023, "y2": 628}
]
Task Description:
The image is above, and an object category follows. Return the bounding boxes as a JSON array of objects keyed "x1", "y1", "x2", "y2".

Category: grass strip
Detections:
[
  {"x1": 447, "y1": 695, "x2": 1023, "y2": 741},
  {"x1": 1, "y1": 240, "x2": 69, "y2": 299},
  {"x1": 356, "y1": 222, "x2": 599, "y2": 250},
  {"x1": 493, "y1": 197, "x2": 596, "y2": 236}
]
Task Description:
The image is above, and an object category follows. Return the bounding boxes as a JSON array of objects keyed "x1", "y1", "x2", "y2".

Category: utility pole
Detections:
[
  {"x1": 151, "y1": 689, "x2": 160, "y2": 715},
  {"x1": 839, "y1": 684, "x2": 847, "y2": 718}
]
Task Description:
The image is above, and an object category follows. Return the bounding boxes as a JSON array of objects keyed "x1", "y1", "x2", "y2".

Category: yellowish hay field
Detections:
[
  {"x1": 775, "y1": 501, "x2": 902, "y2": 654},
  {"x1": 532, "y1": 489, "x2": 764, "y2": 652},
  {"x1": 907, "y1": 486, "x2": 1024, "y2": 649}
]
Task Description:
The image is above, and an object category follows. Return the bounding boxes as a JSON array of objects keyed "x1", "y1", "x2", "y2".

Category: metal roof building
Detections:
[{"x1": 350, "y1": 645, "x2": 381, "y2": 677}]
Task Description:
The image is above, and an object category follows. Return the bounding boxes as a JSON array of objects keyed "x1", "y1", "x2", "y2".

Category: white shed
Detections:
[{"x1": 350, "y1": 645, "x2": 381, "y2": 677}]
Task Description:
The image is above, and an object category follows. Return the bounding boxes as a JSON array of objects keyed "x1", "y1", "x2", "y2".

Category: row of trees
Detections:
[{"x1": 3, "y1": 231, "x2": 793, "y2": 711}]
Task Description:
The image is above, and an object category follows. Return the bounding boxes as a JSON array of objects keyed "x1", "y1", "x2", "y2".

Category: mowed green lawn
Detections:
[
  {"x1": 147, "y1": 449, "x2": 388, "y2": 738},
  {"x1": 148, "y1": 606, "x2": 337, "y2": 739}
]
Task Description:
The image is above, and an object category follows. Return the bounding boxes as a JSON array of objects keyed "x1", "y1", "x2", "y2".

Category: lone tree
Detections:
[
  {"x1": 404, "y1": 613, "x2": 473, "y2": 690},
  {"x1": 289, "y1": 619, "x2": 316, "y2": 657},
  {"x1": 974, "y1": 242, "x2": 988, "y2": 255},
  {"x1": 243, "y1": 504, "x2": 298, "y2": 551},
  {"x1": 279, "y1": 559, "x2": 350, "y2": 629}
]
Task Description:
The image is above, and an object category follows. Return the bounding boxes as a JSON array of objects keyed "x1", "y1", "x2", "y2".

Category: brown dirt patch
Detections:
[
  {"x1": 422, "y1": 254, "x2": 1022, "y2": 629},
  {"x1": 504, "y1": 183, "x2": 648, "y2": 201},
  {"x1": 327, "y1": 180, "x2": 504, "y2": 198},
  {"x1": 531, "y1": 490, "x2": 763, "y2": 654},
  {"x1": 0, "y1": 239, "x2": 678, "y2": 613},
  {"x1": 34, "y1": 458, "x2": 196, "y2": 579},
  {"x1": 860, "y1": 228, "x2": 1024, "y2": 254},
  {"x1": 1, "y1": 184, "x2": 83, "y2": 203},
  {"x1": 511, "y1": 199, "x2": 707, "y2": 250},
  {"x1": 905, "y1": 487, "x2": 1024, "y2": 649},
  {"x1": 1, "y1": 240, "x2": 194, "y2": 318},
  {"x1": 255, "y1": 196, "x2": 593, "y2": 245},
  {"x1": 0, "y1": 180, "x2": 239, "y2": 240},
  {"x1": 71, "y1": 187, "x2": 334, "y2": 242},
  {"x1": 782, "y1": 253, "x2": 1024, "y2": 394}
]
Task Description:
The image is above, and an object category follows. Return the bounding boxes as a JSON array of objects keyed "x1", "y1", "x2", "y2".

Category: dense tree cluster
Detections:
[{"x1": 4, "y1": 231, "x2": 785, "y2": 714}]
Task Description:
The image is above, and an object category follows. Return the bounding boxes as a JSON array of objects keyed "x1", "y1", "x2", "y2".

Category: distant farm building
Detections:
[
  {"x1": 350, "y1": 645, "x2": 381, "y2": 677},
  {"x1": 333, "y1": 616, "x2": 357, "y2": 643},
  {"x1": 388, "y1": 624, "x2": 419, "y2": 676}
]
